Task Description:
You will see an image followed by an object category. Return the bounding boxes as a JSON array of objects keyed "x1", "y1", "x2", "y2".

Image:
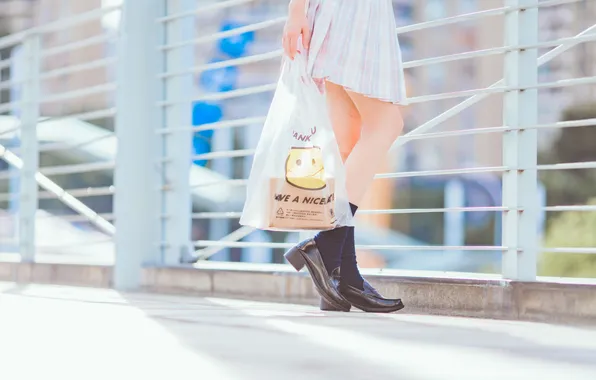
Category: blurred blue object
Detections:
[
  {"x1": 192, "y1": 102, "x2": 223, "y2": 167},
  {"x1": 218, "y1": 20, "x2": 255, "y2": 59},
  {"x1": 193, "y1": 19, "x2": 255, "y2": 165},
  {"x1": 199, "y1": 20, "x2": 255, "y2": 92},
  {"x1": 192, "y1": 101, "x2": 223, "y2": 126},
  {"x1": 199, "y1": 57, "x2": 239, "y2": 93}
]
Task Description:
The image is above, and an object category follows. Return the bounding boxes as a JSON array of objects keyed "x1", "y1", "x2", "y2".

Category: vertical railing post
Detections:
[
  {"x1": 162, "y1": 0, "x2": 194, "y2": 266},
  {"x1": 18, "y1": 33, "x2": 41, "y2": 262},
  {"x1": 113, "y1": 0, "x2": 165, "y2": 289},
  {"x1": 501, "y1": 0, "x2": 539, "y2": 281}
]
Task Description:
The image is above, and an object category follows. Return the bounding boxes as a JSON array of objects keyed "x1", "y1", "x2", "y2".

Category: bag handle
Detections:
[{"x1": 283, "y1": 47, "x2": 315, "y2": 88}]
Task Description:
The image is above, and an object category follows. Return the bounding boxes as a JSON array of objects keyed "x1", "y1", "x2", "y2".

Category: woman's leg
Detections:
[
  {"x1": 338, "y1": 90, "x2": 405, "y2": 289},
  {"x1": 311, "y1": 82, "x2": 361, "y2": 275},
  {"x1": 322, "y1": 82, "x2": 366, "y2": 288}
]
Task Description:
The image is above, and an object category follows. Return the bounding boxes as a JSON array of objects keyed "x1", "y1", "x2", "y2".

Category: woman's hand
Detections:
[{"x1": 282, "y1": 0, "x2": 311, "y2": 60}]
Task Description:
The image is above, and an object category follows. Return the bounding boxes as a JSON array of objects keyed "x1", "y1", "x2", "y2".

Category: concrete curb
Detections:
[
  {"x1": 0, "y1": 261, "x2": 113, "y2": 288},
  {"x1": 1, "y1": 260, "x2": 595, "y2": 324}
]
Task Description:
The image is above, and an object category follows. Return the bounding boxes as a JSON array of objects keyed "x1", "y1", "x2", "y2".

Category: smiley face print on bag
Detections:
[{"x1": 285, "y1": 147, "x2": 326, "y2": 190}]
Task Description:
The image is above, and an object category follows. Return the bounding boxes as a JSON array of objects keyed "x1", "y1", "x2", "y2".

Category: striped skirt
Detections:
[{"x1": 306, "y1": 0, "x2": 408, "y2": 105}]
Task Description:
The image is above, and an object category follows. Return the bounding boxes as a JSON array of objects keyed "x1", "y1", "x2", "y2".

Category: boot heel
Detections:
[
  {"x1": 320, "y1": 297, "x2": 342, "y2": 311},
  {"x1": 284, "y1": 247, "x2": 306, "y2": 271}
]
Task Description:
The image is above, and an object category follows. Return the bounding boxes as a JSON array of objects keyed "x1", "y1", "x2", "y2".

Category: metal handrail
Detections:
[{"x1": 0, "y1": 0, "x2": 593, "y2": 276}]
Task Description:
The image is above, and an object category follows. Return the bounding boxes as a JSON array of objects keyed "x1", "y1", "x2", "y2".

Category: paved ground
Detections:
[{"x1": 1, "y1": 282, "x2": 595, "y2": 380}]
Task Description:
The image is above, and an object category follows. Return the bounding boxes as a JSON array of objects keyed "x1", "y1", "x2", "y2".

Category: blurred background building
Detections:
[{"x1": 2, "y1": 0, "x2": 593, "y2": 159}]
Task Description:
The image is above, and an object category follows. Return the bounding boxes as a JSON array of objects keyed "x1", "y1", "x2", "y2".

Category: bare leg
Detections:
[
  {"x1": 316, "y1": 81, "x2": 404, "y2": 292},
  {"x1": 343, "y1": 91, "x2": 405, "y2": 205},
  {"x1": 310, "y1": 82, "x2": 362, "y2": 276},
  {"x1": 321, "y1": 82, "x2": 365, "y2": 291},
  {"x1": 328, "y1": 85, "x2": 404, "y2": 293}
]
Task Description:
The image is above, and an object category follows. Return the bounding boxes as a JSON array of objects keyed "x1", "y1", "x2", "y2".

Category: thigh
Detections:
[
  {"x1": 345, "y1": 90, "x2": 404, "y2": 142},
  {"x1": 324, "y1": 81, "x2": 362, "y2": 161}
]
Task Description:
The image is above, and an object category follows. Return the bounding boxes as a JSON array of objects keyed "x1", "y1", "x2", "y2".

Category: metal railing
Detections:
[
  {"x1": 0, "y1": 4, "x2": 119, "y2": 258},
  {"x1": 0, "y1": 0, "x2": 595, "y2": 288}
]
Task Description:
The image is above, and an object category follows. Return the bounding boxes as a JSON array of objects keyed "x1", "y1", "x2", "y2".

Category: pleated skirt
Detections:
[{"x1": 306, "y1": 0, "x2": 408, "y2": 105}]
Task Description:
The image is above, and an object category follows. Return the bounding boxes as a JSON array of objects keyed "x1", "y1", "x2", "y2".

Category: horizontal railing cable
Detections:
[
  {"x1": 158, "y1": 0, "x2": 257, "y2": 23},
  {"x1": 190, "y1": 240, "x2": 510, "y2": 252}
]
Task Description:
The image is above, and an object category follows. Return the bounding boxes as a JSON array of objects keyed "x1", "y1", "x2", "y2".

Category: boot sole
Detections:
[{"x1": 321, "y1": 295, "x2": 405, "y2": 313}]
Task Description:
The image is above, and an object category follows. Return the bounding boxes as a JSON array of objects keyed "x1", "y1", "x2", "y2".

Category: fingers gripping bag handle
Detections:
[{"x1": 240, "y1": 52, "x2": 353, "y2": 231}]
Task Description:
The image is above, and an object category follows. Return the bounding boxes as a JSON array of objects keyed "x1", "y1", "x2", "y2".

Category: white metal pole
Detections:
[
  {"x1": 8, "y1": 44, "x2": 23, "y2": 253},
  {"x1": 113, "y1": 0, "x2": 165, "y2": 289},
  {"x1": 444, "y1": 178, "x2": 465, "y2": 259},
  {"x1": 536, "y1": 181, "x2": 546, "y2": 244},
  {"x1": 501, "y1": 0, "x2": 539, "y2": 281},
  {"x1": 162, "y1": 0, "x2": 194, "y2": 266},
  {"x1": 208, "y1": 122, "x2": 233, "y2": 261},
  {"x1": 18, "y1": 34, "x2": 41, "y2": 262}
]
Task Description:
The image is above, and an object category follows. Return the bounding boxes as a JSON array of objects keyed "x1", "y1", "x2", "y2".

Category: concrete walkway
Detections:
[{"x1": 1, "y1": 282, "x2": 595, "y2": 380}]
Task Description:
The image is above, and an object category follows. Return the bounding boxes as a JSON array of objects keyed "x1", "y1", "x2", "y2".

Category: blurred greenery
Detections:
[
  {"x1": 538, "y1": 102, "x2": 596, "y2": 217},
  {"x1": 539, "y1": 197, "x2": 596, "y2": 278},
  {"x1": 0, "y1": 27, "x2": 11, "y2": 108},
  {"x1": 538, "y1": 102, "x2": 596, "y2": 278}
]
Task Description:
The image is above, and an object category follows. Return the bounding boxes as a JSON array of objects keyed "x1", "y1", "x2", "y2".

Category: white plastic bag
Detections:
[{"x1": 240, "y1": 52, "x2": 353, "y2": 231}]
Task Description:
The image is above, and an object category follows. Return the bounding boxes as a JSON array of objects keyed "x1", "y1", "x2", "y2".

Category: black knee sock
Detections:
[
  {"x1": 340, "y1": 203, "x2": 365, "y2": 290},
  {"x1": 313, "y1": 226, "x2": 348, "y2": 275}
]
